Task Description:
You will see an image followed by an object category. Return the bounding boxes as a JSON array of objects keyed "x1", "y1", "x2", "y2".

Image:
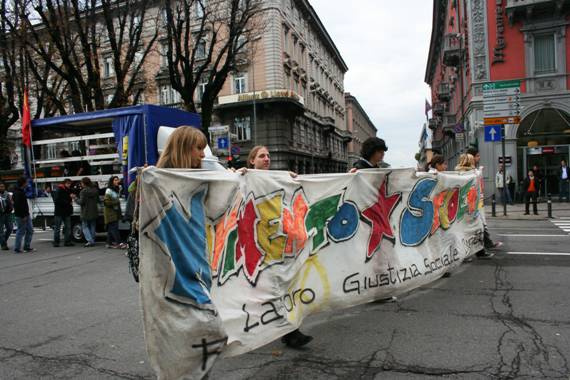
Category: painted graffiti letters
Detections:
[
  {"x1": 342, "y1": 264, "x2": 422, "y2": 295},
  {"x1": 423, "y1": 246, "x2": 461, "y2": 276},
  {"x1": 401, "y1": 178, "x2": 481, "y2": 247}
]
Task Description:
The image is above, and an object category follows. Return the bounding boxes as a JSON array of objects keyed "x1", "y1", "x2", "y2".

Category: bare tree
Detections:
[
  {"x1": 162, "y1": 0, "x2": 265, "y2": 137},
  {"x1": 23, "y1": 0, "x2": 159, "y2": 112},
  {"x1": 0, "y1": 0, "x2": 25, "y2": 168}
]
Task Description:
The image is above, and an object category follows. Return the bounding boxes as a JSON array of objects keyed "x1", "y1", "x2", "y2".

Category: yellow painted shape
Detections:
[{"x1": 257, "y1": 194, "x2": 286, "y2": 264}]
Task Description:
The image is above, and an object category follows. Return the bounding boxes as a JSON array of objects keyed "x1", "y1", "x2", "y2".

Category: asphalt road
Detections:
[{"x1": 1, "y1": 218, "x2": 569, "y2": 379}]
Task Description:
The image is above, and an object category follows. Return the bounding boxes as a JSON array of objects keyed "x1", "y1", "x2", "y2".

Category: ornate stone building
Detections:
[{"x1": 213, "y1": 0, "x2": 352, "y2": 173}]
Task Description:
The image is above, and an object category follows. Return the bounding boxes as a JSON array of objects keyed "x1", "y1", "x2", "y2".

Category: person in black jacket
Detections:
[
  {"x1": 12, "y1": 177, "x2": 34, "y2": 253},
  {"x1": 52, "y1": 178, "x2": 75, "y2": 247},
  {"x1": 0, "y1": 181, "x2": 14, "y2": 250},
  {"x1": 352, "y1": 137, "x2": 390, "y2": 170}
]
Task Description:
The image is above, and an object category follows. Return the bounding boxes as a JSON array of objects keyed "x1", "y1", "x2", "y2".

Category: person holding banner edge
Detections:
[{"x1": 239, "y1": 146, "x2": 313, "y2": 349}]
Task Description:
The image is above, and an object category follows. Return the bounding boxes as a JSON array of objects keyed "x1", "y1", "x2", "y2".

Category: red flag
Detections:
[
  {"x1": 22, "y1": 89, "x2": 31, "y2": 147},
  {"x1": 424, "y1": 99, "x2": 432, "y2": 117}
]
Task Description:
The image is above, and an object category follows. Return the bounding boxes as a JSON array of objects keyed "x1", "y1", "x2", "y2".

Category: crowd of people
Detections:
[{"x1": 0, "y1": 173, "x2": 129, "y2": 253}]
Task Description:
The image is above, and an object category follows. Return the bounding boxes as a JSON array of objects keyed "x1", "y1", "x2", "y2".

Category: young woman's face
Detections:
[
  {"x1": 435, "y1": 162, "x2": 448, "y2": 172},
  {"x1": 251, "y1": 148, "x2": 271, "y2": 170},
  {"x1": 191, "y1": 146, "x2": 206, "y2": 169},
  {"x1": 113, "y1": 177, "x2": 121, "y2": 187}
]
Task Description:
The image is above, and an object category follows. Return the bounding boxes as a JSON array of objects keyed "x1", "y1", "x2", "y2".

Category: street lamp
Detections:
[{"x1": 250, "y1": 35, "x2": 262, "y2": 145}]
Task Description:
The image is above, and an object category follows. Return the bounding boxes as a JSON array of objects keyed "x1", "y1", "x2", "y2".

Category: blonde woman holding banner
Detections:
[{"x1": 241, "y1": 145, "x2": 312, "y2": 349}]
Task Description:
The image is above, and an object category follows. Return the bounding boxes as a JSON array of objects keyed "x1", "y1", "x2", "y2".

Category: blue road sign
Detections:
[
  {"x1": 231, "y1": 145, "x2": 240, "y2": 156},
  {"x1": 484, "y1": 125, "x2": 502, "y2": 142},
  {"x1": 217, "y1": 137, "x2": 229, "y2": 149}
]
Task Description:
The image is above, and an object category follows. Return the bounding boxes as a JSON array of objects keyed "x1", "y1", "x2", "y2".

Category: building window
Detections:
[
  {"x1": 283, "y1": 25, "x2": 289, "y2": 51},
  {"x1": 196, "y1": 76, "x2": 207, "y2": 102},
  {"x1": 195, "y1": 39, "x2": 207, "y2": 59},
  {"x1": 233, "y1": 72, "x2": 247, "y2": 94},
  {"x1": 103, "y1": 56, "x2": 114, "y2": 78},
  {"x1": 133, "y1": 50, "x2": 143, "y2": 67},
  {"x1": 159, "y1": 84, "x2": 181, "y2": 105},
  {"x1": 160, "y1": 43, "x2": 169, "y2": 68},
  {"x1": 234, "y1": 116, "x2": 251, "y2": 141},
  {"x1": 534, "y1": 34, "x2": 556, "y2": 74},
  {"x1": 196, "y1": 0, "x2": 206, "y2": 18}
]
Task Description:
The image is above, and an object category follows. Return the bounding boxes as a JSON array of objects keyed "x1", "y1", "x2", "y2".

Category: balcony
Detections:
[
  {"x1": 438, "y1": 82, "x2": 451, "y2": 101},
  {"x1": 506, "y1": 0, "x2": 570, "y2": 23},
  {"x1": 443, "y1": 34, "x2": 463, "y2": 67},
  {"x1": 433, "y1": 102, "x2": 447, "y2": 116},
  {"x1": 428, "y1": 118, "x2": 440, "y2": 130}
]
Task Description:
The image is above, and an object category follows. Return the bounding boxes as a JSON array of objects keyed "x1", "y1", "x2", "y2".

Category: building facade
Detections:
[
  {"x1": 425, "y1": 0, "x2": 570, "y2": 197},
  {"x1": 345, "y1": 92, "x2": 378, "y2": 167},
  {"x1": 4, "y1": 0, "x2": 352, "y2": 174}
]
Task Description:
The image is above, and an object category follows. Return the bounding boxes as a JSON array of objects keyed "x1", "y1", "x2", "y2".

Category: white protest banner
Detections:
[{"x1": 139, "y1": 168, "x2": 485, "y2": 379}]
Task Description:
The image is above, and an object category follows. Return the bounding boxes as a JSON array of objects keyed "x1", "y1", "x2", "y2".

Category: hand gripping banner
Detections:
[{"x1": 138, "y1": 167, "x2": 485, "y2": 379}]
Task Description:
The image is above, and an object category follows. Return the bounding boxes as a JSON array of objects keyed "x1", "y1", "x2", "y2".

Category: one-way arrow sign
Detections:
[{"x1": 484, "y1": 125, "x2": 502, "y2": 142}]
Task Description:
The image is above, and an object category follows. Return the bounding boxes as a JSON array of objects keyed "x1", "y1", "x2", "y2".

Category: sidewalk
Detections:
[{"x1": 484, "y1": 199, "x2": 570, "y2": 220}]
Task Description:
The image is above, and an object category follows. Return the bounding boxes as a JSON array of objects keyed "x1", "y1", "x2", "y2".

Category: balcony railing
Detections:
[
  {"x1": 506, "y1": 0, "x2": 553, "y2": 8},
  {"x1": 438, "y1": 82, "x2": 451, "y2": 101},
  {"x1": 443, "y1": 34, "x2": 463, "y2": 67},
  {"x1": 506, "y1": 0, "x2": 569, "y2": 23}
]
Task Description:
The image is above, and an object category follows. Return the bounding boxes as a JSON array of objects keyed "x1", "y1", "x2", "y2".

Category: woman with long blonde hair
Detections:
[
  {"x1": 156, "y1": 126, "x2": 207, "y2": 169},
  {"x1": 455, "y1": 153, "x2": 476, "y2": 172}
]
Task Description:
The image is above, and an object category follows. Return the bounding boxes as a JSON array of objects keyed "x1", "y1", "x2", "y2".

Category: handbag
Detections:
[{"x1": 126, "y1": 177, "x2": 141, "y2": 283}]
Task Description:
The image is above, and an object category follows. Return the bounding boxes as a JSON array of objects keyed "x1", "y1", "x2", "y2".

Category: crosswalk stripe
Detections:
[
  {"x1": 498, "y1": 234, "x2": 569, "y2": 237},
  {"x1": 508, "y1": 252, "x2": 570, "y2": 256}
]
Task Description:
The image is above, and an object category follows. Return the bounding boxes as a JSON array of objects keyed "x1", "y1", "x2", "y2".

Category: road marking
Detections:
[
  {"x1": 498, "y1": 234, "x2": 569, "y2": 237},
  {"x1": 549, "y1": 220, "x2": 570, "y2": 236},
  {"x1": 508, "y1": 251, "x2": 570, "y2": 256}
]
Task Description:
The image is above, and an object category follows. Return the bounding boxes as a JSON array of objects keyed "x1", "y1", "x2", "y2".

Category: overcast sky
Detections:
[{"x1": 310, "y1": 0, "x2": 433, "y2": 168}]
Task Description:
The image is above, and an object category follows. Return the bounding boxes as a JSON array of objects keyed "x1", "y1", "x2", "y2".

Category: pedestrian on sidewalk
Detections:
[
  {"x1": 559, "y1": 160, "x2": 569, "y2": 202},
  {"x1": 0, "y1": 181, "x2": 14, "y2": 250},
  {"x1": 495, "y1": 164, "x2": 513, "y2": 206},
  {"x1": 104, "y1": 176, "x2": 125, "y2": 249},
  {"x1": 75, "y1": 177, "x2": 99, "y2": 247},
  {"x1": 240, "y1": 145, "x2": 313, "y2": 349},
  {"x1": 523, "y1": 169, "x2": 539, "y2": 215},
  {"x1": 53, "y1": 178, "x2": 75, "y2": 247},
  {"x1": 532, "y1": 164, "x2": 544, "y2": 199},
  {"x1": 351, "y1": 137, "x2": 390, "y2": 170},
  {"x1": 12, "y1": 177, "x2": 34, "y2": 253}
]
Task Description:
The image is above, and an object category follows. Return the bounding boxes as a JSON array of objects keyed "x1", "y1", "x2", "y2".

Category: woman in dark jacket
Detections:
[
  {"x1": 76, "y1": 177, "x2": 99, "y2": 247},
  {"x1": 104, "y1": 176, "x2": 125, "y2": 249}
]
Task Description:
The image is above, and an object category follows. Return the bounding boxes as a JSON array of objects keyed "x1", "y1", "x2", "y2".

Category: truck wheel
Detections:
[{"x1": 72, "y1": 222, "x2": 84, "y2": 242}]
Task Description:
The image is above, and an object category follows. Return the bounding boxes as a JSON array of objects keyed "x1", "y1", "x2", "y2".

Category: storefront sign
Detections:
[
  {"x1": 498, "y1": 156, "x2": 512, "y2": 166},
  {"x1": 218, "y1": 89, "x2": 305, "y2": 106},
  {"x1": 542, "y1": 147, "x2": 555, "y2": 154}
]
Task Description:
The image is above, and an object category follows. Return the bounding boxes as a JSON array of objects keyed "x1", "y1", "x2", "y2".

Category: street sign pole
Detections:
[{"x1": 501, "y1": 124, "x2": 507, "y2": 216}]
